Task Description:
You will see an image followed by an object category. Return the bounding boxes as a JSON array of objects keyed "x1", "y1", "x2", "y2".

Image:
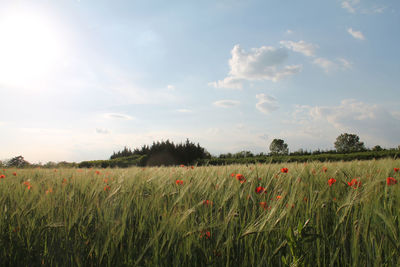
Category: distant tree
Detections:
[
  {"x1": 109, "y1": 139, "x2": 209, "y2": 166},
  {"x1": 372, "y1": 145, "x2": 383, "y2": 151},
  {"x1": 7, "y1": 156, "x2": 30, "y2": 168},
  {"x1": 334, "y1": 133, "x2": 365, "y2": 153},
  {"x1": 269, "y1": 139, "x2": 289, "y2": 155}
]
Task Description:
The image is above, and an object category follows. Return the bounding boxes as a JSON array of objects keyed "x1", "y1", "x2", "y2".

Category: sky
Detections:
[{"x1": 0, "y1": 0, "x2": 399, "y2": 163}]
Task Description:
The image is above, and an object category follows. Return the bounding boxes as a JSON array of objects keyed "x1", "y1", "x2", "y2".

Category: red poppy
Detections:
[
  {"x1": 387, "y1": 177, "x2": 397, "y2": 185},
  {"x1": 322, "y1": 167, "x2": 328, "y2": 173},
  {"x1": 230, "y1": 173, "x2": 235, "y2": 177},
  {"x1": 200, "y1": 231, "x2": 211, "y2": 239},
  {"x1": 328, "y1": 178, "x2": 336, "y2": 186},
  {"x1": 175, "y1": 179, "x2": 184, "y2": 185},
  {"x1": 236, "y1": 174, "x2": 246, "y2": 183},
  {"x1": 394, "y1": 168, "x2": 400, "y2": 173},
  {"x1": 12, "y1": 172, "x2": 17, "y2": 176},
  {"x1": 280, "y1": 168, "x2": 288, "y2": 173},
  {"x1": 259, "y1": 202, "x2": 269, "y2": 210},
  {"x1": 0, "y1": 175, "x2": 5, "y2": 179},
  {"x1": 191, "y1": 166, "x2": 194, "y2": 169},
  {"x1": 347, "y1": 178, "x2": 361, "y2": 189},
  {"x1": 203, "y1": 200, "x2": 212, "y2": 206},
  {"x1": 95, "y1": 171, "x2": 101, "y2": 175},
  {"x1": 45, "y1": 188, "x2": 53, "y2": 194},
  {"x1": 104, "y1": 185, "x2": 111, "y2": 191},
  {"x1": 23, "y1": 181, "x2": 32, "y2": 190},
  {"x1": 180, "y1": 164, "x2": 185, "y2": 167},
  {"x1": 276, "y1": 195, "x2": 282, "y2": 200},
  {"x1": 255, "y1": 186, "x2": 266, "y2": 194}
]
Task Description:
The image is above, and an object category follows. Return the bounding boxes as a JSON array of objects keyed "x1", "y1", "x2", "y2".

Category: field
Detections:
[{"x1": 1, "y1": 159, "x2": 400, "y2": 266}]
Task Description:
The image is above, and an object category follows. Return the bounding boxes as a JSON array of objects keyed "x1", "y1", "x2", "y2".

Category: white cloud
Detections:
[
  {"x1": 347, "y1": 28, "x2": 365, "y2": 40},
  {"x1": 96, "y1": 128, "x2": 110, "y2": 134},
  {"x1": 313, "y1": 57, "x2": 352, "y2": 73},
  {"x1": 313, "y1": 58, "x2": 337, "y2": 73},
  {"x1": 341, "y1": 0, "x2": 359, "y2": 13},
  {"x1": 208, "y1": 76, "x2": 243, "y2": 89},
  {"x1": 209, "y1": 44, "x2": 302, "y2": 88},
  {"x1": 280, "y1": 40, "x2": 317, "y2": 57},
  {"x1": 255, "y1": 94, "x2": 279, "y2": 114},
  {"x1": 213, "y1": 100, "x2": 240, "y2": 108},
  {"x1": 341, "y1": 0, "x2": 385, "y2": 14},
  {"x1": 104, "y1": 113, "x2": 133, "y2": 120},
  {"x1": 370, "y1": 6, "x2": 386, "y2": 13},
  {"x1": 337, "y1": 58, "x2": 352, "y2": 69},
  {"x1": 296, "y1": 99, "x2": 400, "y2": 147},
  {"x1": 167, "y1": 85, "x2": 175, "y2": 90}
]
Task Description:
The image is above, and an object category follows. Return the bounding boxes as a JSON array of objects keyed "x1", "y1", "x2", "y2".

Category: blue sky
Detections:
[{"x1": 1, "y1": 0, "x2": 399, "y2": 163}]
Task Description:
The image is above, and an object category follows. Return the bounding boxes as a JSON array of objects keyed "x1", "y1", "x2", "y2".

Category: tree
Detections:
[
  {"x1": 7, "y1": 156, "x2": 30, "y2": 168},
  {"x1": 269, "y1": 139, "x2": 289, "y2": 155},
  {"x1": 372, "y1": 145, "x2": 383, "y2": 151},
  {"x1": 334, "y1": 133, "x2": 365, "y2": 153}
]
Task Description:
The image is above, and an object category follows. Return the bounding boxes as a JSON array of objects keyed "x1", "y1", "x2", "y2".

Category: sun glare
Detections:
[{"x1": 0, "y1": 7, "x2": 67, "y2": 88}]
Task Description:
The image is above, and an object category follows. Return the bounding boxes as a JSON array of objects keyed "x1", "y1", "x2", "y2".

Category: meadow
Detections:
[{"x1": 1, "y1": 159, "x2": 400, "y2": 266}]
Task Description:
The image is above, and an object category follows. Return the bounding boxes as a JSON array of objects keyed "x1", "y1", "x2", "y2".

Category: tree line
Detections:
[{"x1": 1, "y1": 133, "x2": 399, "y2": 168}]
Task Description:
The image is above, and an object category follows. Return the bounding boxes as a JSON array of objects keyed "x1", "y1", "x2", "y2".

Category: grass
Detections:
[{"x1": 0, "y1": 159, "x2": 400, "y2": 266}]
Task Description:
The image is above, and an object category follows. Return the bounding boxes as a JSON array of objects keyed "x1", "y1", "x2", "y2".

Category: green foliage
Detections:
[
  {"x1": 269, "y1": 139, "x2": 289, "y2": 155},
  {"x1": 6, "y1": 156, "x2": 30, "y2": 168},
  {"x1": 199, "y1": 149, "x2": 399, "y2": 166},
  {"x1": 334, "y1": 133, "x2": 365, "y2": 153},
  {"x1": 1, "y1": 159, "x2": 400, "y2": 266},
  {"x1": 109, "y1": 139, "x2": 210, "y2": 167}
]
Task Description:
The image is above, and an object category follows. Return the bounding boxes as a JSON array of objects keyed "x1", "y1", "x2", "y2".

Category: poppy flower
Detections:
[
  {"x1": 95, "y1": 171, "x2": 101, "y2": 175},
  {"x1": 280, "y1": 168, "x2": 288, "y2": 173},
  {"x1": 23, "y1": 181, "x2": 32, "y2": 190},
  {"x1": 387, "y1": 177, "x2": 397, "y2": 185},
  {"x1": 259, "y1": 202, "x2": 269, "y2": 210},
  {"x1": 322, "y1": 167, "x2": 328, "y2": 173},
  {"x1": 276, "y1": 195, "x2": 282, "y2": 200},
  {"x1": 104, "y1": 185, "x2": 111, "y2": 191},
  {"x1": 200, "y1": 231, "x2": 211, "y2": 239},
  {"x1": 394, "y1": 168, "x2": 400, "y2": 173},
  {"x1": 347, "y1": 178, "x2": 361, "y2": 189},
  {"x1": 12, "y1": 172, "x2": 17, "y2": 176},
  {"x1": 328, "y1": 178, "x2": 336, "y2": 186},
  {"x1": 230, "y1": 173, "x2": 235, "y2": 177},
  {"x1": 255, "y1": 186, "x2": 266, "y2": 194},
  {"x1": 203, "y1": 200, "x2": 212, "y2": 206},
  {"x1": 0, "y1": 175, "x2": 5, "y2": 179},
  {"x1": 236, "y1": 174, "x2": 246, "y2": 183},
  {"x1": 175, "y1": 179, "x2": 184, "y2": 185},
  {"x1": 180, "y1": 164, "x2": 185, "y2": 167},
  {"x1": 45, "y1": 188, "x2": 53, "y2": 194}
]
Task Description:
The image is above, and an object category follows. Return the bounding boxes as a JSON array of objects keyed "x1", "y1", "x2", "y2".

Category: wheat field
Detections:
[{"x1": 1, "y1": 159, "x2": 400, "y2": 266}]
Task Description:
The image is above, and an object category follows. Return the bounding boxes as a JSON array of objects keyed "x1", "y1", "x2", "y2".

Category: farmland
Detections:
[{"x1": 1, "y1": 159, "x2": 400, "y2": 266}]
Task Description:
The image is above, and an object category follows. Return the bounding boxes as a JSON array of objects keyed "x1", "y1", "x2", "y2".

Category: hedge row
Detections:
[{"x1": 77, "y1": 150, "x2": 399, "y2": 168}]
